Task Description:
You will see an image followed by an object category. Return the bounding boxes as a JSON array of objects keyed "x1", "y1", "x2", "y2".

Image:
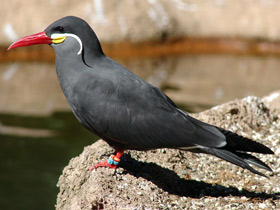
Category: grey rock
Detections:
[{"x1": 56, "y1": 94, "x2": 280, "y2": 209}]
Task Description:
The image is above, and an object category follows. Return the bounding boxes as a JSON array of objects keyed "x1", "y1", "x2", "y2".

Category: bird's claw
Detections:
[
  {"x1": 89, "y1": 158, "x2": 119, "y2": 172},
  {"x1": 89, "y1": 161, "x2": 116, "y2": 171},
  {"x1": 88, "y1": 151, "x2": 123, "y2": 174}
]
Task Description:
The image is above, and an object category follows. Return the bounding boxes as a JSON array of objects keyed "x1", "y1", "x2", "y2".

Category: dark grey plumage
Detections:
[{"x1": 44, "y1": 16, "x2": 273, "y2": 177}]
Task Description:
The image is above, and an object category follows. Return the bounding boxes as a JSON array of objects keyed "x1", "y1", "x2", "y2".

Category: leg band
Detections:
[{"x1": 107, "y1": 155, "x2": 120, "y2": 165}]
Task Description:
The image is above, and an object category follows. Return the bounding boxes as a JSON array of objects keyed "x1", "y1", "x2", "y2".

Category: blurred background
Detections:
[{"x1": 1, "y1": 0, "x2": 280, "y2": 209}]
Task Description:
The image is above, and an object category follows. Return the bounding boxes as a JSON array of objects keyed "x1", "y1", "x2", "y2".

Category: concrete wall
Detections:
[
  {"x1": 1, "y1": 0, "x2": 280, "y2": 115},
  {"x1": 2, "y1": 0, "x2": 280, "y2": 45}
]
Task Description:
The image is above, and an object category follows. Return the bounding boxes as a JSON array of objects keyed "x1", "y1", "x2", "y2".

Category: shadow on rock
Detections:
[{"x1": 119, "y1": 154, "x2": 280, "y2": 200}]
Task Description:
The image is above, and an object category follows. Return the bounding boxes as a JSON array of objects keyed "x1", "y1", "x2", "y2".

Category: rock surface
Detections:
[{"x1": 56, "y1": 94, "x2": 280, "y2": 209}]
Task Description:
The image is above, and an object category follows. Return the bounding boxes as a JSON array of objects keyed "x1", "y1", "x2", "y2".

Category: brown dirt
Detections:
[{"x1": 56, "y1": 95, "x2": 280, "y2": 209}]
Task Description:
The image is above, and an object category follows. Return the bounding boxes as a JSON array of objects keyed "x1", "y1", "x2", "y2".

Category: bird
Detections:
[{"x1": 8, "y1": 16, "x2": 274, "y2": 177}]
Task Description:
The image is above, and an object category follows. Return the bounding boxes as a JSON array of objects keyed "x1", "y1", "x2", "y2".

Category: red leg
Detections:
[{"x1": 89, "y1": 150, "x2": 124, "y2": 171}]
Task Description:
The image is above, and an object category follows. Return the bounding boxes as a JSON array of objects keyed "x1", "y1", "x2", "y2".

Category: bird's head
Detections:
[{"x1": 8, "y1": 16, "x2": 104, "y2": 65}]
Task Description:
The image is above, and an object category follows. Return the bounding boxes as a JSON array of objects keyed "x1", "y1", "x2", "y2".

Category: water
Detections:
[
  {"x1": 2, "y1": 54, "x2": 280, "y2": 115},
  {"x1": 0, "y1": 53, "x2": 279, "y2": 209},
  {"x1": 0, "y1": 112, "x2": 98, "y2": 210}
]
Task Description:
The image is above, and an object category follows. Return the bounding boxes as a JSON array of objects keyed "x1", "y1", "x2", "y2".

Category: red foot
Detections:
[
  {"x1": 89, "y1": 150, "x2": 124, "y2": 171},
  {"x1": 89, "y1": 160, "x2": 118, "y2": 171}
]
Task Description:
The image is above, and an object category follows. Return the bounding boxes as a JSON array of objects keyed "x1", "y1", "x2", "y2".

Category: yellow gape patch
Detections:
[
  {"x1": 50, "y1": 33, "x2": 83, "y2": 55},
  {"x1": 51, "y1": 34, "x2": 66, "y2": 44}
]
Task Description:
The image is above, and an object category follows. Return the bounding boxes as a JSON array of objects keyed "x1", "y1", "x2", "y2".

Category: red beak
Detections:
[{"x1": 8, "y1": 31, "x2": 52, "y2": 50}]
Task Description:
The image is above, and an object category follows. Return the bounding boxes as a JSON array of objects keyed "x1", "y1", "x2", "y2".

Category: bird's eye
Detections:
[{"x1": 56, "y1": 26, "x2": 64, "y2": 33}]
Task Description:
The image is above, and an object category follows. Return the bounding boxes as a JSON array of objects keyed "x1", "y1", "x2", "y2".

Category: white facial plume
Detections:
[{"x1": 51, "y1": 33, "x2": 83, "y2": 55}]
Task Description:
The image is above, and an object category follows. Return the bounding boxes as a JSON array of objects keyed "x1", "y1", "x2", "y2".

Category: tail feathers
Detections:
[
  {"x1": 235, "y1": 152, "x2": 273, "y2": 172},
  {"x1": 218, "y1": 128, "x2": 274, "y2": 154},
  {"x1": 204, "y1": 148, "x2": 270, "y2": 177}
]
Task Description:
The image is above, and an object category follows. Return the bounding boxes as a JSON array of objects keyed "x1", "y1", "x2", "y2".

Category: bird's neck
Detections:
[
  {"x1": 54, "y1": 54, "x2": 85, "y2": 102},
  {"x1": 82, "y1": 45, "x2": 105, "y2": 67}
]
